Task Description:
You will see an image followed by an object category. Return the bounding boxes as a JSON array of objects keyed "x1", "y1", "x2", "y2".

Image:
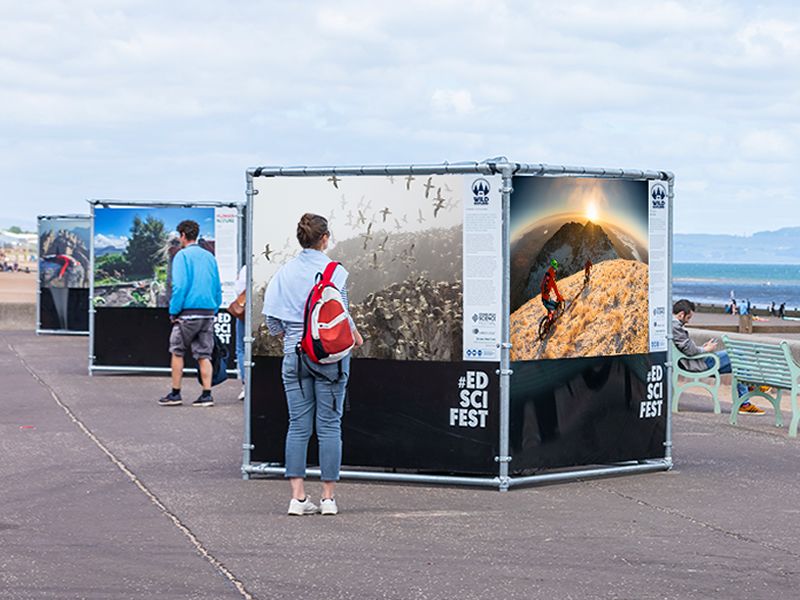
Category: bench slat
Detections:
[
  {"x1": 722, "y1": 336, "x2": 800, "y2": 437},
  {"x1": 729, "y1": 358, "x2": 794, "y2": 371},
  {"x1": 723, "y1": 337, "x2": 798, "y2": 389},
  {"x1": 727, "y1": 350, "x2": 788, "y2": 359}
]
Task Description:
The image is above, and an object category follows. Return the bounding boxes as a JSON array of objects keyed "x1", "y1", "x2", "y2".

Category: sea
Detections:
[{"x1": 672, "y1": 263, "x2": 800, "y2": 310}]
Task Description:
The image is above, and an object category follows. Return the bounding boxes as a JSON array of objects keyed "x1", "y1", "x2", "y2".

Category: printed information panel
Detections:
[
  {"x1": 648, "y1": 180, "x2": 669, "y2": 352},
  {"x1": 214, "y1": 207, "x2": 239, "y2": 306},
  {"x1": 462, "y1": 175, "x2": 502, "y2": 361}
]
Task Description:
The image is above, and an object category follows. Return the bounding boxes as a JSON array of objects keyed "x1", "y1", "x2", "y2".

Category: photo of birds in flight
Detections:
[
  {"x1": 256, "y1": 174, "x2": 462, "y2": 271},
  {"x1": 251, "y1": 172, "x2": 469, "y2": 362}
]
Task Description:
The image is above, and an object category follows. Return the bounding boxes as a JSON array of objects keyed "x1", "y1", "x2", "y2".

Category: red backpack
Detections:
[{"x1": 299, "y1": 262, "x2": 355, "y2": 364}]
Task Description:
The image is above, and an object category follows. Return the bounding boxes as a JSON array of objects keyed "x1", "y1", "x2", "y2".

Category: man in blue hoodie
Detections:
[{"x1": 158, "y1": 219, "x2": 222, "y2": 407}]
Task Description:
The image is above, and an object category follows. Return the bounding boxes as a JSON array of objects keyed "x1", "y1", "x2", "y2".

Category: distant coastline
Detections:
[
  {"x1": 674, "y1": 227, "x2": 800, "y2": 264},
  {"x1": 672, "y1": 262, "x2": 800, "y2": 311}
]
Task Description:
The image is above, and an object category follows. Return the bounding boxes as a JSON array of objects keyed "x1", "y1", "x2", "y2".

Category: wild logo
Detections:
[
  {"x1": 472, "y1": 178, "x2": 491, "y2": 206},
  {"x1": 650, "y1": 183, "x2": 667, "y2": 208}
]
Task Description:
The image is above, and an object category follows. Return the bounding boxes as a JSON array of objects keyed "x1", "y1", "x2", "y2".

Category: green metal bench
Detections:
[
  {"x1": 722, "y1": 336, "x2": 800, "y2": 437},
  {"x1": 671, "y1": 345, "x2": 722, "y2": 414}
]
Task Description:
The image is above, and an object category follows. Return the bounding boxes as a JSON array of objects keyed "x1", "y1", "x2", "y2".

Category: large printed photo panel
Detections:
[
  {"x1": 38, "y1": 216, "x2": 91, "y2": 332},
  {"x1": 93, "y1": 206, "x2": 217, "y2": 308},
  {"x1": 252, "y1": 175, "x2": 495, "y2": 361},
  {"x1": 510, "y1": 177, "x2": 650, "y2": 360},
  {"x1": 91, "y1": 203, "x2": 241, "y2": 371},
  {"x1": 507, "y1": 175, "x2": 669, "y2": 470},
  {"x1": 249, "y1": 173, "x2": 504, "y2": 474}
]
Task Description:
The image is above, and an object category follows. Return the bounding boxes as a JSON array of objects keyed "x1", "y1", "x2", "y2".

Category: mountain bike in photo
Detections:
[{"x1": 538, "y1": 300, "x2": 565, "y2": 341}]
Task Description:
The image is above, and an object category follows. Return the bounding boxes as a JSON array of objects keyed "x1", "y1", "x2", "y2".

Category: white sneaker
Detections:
[
  {"x1": 287, "y1": 497, "x2": 319, "y2": 516},
  {"x1": 320, "y1": 498, "x2": 338, "y2": 516},
  {"x1": 237, "y1": 388, "x2": 245, "y2": 401}
]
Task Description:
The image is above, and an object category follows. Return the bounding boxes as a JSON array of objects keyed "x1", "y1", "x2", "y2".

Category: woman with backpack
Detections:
[{"x1": 262, "y1": 213, "x2": 363, "y2": 516}]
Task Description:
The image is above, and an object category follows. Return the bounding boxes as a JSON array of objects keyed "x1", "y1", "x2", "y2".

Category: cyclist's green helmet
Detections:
[{"x1": 550, "y1": 259, "x2": 558, "y2": 270}]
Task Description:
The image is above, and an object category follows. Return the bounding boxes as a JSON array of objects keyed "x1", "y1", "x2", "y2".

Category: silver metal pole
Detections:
[
  {"x1": 242, "y1": 459, "x2": 669, "y2": 489},
  {"x1": 248, "y1": 162, "x2": 495, "y2": 179},
  {"x1": 88, "y1": 203, "x2": 96, "y2": 376},
  {"x1": 496, "y1": 161, "x2": 515, "y2": 492},
  {"x1": 506, "y1": 459, "x2": 670, "y2": 488},
  {"x1": 89, "y1": 365, "x2": 238, "y2": 375},
  {"x1": 514, "y1": 163, "x2": 665, "y2": 181},
  {"x1": 88, "y1": 199, "x2": 243, "y2": 209},
  {"x1": 243, "y1": 465, "x2": 502, "y2": 489},
  {"x1": 241, "y1": 172, "x2": 256, "y2": 479},
  {"x1": 664, "y1": 172, "x2": 675, "y2": 467},
  {"x1": 37, "y1": 330, "x2": 88, "y2": 336},
  {"x1": 37, "y1": 214, "x2": 89, "y2": 219},
  {"x1": 36, "y1": 217, "x2": 42, "y2": 335}
]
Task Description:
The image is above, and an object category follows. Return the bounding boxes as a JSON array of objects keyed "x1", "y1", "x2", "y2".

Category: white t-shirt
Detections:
[{"x1": 234, "y1": 265, "x2": 247, "y2": 296}]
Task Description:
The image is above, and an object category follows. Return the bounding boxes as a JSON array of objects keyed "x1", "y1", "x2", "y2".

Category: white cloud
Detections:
[
  {"x1": 739, "y1": 130, "x2": 795, "y2": 160},
  {"x1": 0, "y1": 0, "x2": 799, "y2": 236},
  {"x1": 431, "y1": 89, "x2": 475, "y2": 116},
  {"x1": 94, "y1": 234, "x2": 127, "y2": 249}
]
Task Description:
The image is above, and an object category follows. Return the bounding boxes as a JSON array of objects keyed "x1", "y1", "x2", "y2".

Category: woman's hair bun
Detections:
[{"x1": 296, "y1": 213, "x2": 329, "y2": 248}]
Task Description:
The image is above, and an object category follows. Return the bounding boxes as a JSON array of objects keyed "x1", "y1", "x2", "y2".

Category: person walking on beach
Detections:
[
  {"x1": 672, "y1": 299, "x2": 764, "y2": 415},
  {"x1": 158, "y1": 220, "x2": 222, "y2": 408},
  {"x1": 263, "y1": 213, "x2": 363, "y2": 516},
  {"x1": 779, "y1": 302, "x2": 786, "y2": 319}
]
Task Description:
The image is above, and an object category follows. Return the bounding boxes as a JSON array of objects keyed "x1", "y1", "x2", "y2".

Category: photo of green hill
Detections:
[{"x1": 93, "y1": 206, "x2": 215, "y2": 308}]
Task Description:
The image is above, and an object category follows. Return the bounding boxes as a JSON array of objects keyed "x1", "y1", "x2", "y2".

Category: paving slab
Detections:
[{"x1": 1, "y1": 331, "x2": 799, "y2": 599}]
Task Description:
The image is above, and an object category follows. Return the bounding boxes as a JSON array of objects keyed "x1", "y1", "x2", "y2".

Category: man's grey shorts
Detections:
[{"x1": 169, "y1": 317, "x2": 214, "y2": 360}]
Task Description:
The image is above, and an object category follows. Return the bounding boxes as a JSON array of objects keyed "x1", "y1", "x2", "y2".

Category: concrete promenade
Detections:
[{"x1": 1, "y1": 330, "x2": 799, "y2": 599}]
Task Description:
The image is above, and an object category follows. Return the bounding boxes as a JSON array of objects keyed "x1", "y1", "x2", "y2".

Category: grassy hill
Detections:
[{"x1": 510, "y1": 259, "x2": 649, "y2": 360}]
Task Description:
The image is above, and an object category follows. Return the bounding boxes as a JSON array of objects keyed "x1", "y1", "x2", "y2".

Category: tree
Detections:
[
  {"x1": 8, "y1": 226, "x2": 22, "y2": 234},
  {"x1": 124, "y1": 215, "x2": 167, "y2": 278}
]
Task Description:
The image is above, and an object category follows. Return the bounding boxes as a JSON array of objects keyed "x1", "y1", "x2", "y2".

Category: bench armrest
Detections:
[{"x1": 672, "y1": 346, "x2": 720, "y2": 376}]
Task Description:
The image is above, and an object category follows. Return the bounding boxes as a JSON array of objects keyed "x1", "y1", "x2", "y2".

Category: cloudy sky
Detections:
[{"x1": 2, "y1": 1, "x2": 798, "y2": 235}]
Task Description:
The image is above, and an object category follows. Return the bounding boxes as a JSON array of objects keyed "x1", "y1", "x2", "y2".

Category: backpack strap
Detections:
[{"x1": 321, "y1": 261, "x2": 340, "y2": 283}]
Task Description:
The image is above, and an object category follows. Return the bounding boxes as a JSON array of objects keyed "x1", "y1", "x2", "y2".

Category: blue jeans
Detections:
[
  {"x1": 235, "y1": 318, "x2": 245, "y2": 382},
  {"x1": 706, "y1": 351, "x2": 748, "y2": 398},
  {"x1": 542, "y1": 298, "x2": 558, "y2": 312},
  {"x1": 281, "y1": 354, "x2": 350, "y2": 481}
]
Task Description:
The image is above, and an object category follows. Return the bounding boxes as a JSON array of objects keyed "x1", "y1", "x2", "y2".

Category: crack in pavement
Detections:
[
  {"x1": 3, "y1": 336, "x2": 257, "y2": 600},
  {"x1": 587, "y1": 480, "x2": 800, "y2": 560}
]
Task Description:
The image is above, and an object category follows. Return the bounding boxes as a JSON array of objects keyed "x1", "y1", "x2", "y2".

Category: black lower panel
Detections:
[
  {"x1": 39, "y1": 287, "x2": 89, "y2": 332},
  {"x1": 509, "y1": 353, "x2": 667, "y2": 471},
  {"x1": 94, "y1": 307, "x2": 237, "y2": 372},
  {"x1": 250, "y1": 356, "x2": 500, "y2": 475}
]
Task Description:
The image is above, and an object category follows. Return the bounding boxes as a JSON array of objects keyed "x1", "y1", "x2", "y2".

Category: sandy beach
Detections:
[{"x1": 0, "y1": 270, "x2": 37, "y2": 304}]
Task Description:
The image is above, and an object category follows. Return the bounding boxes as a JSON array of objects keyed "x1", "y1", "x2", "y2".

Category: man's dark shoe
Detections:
[
  {"x1": 192, "y1": 394, "x2": 214, "y2": 408},
  {"x1": 158, "y1": 391, "x2": 182, "y2": 406}
]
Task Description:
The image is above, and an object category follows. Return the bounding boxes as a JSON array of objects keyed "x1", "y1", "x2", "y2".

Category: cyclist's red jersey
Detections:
[{"x1": 541, "y1": 266, "x2": 563, "y2": 302}]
